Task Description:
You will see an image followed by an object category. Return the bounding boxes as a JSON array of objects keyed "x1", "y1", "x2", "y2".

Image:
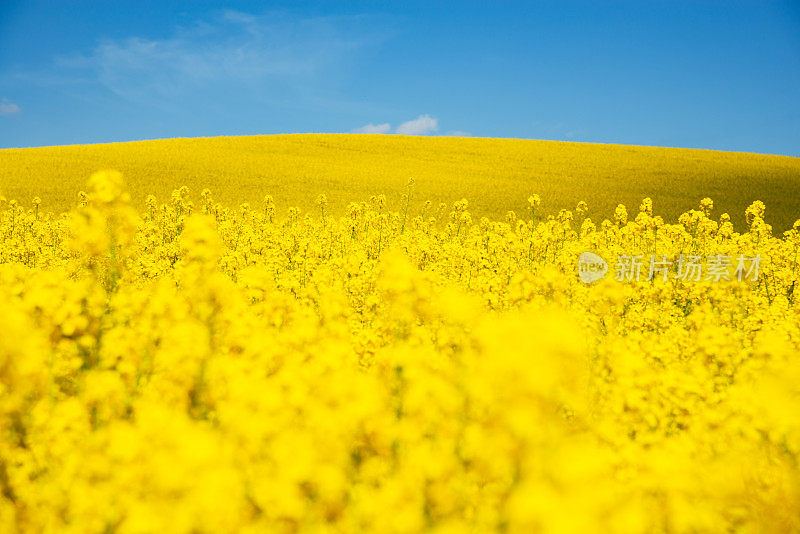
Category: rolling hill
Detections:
[{"x1": 1, "y1": 134, "x2": 798, "y2": 230}]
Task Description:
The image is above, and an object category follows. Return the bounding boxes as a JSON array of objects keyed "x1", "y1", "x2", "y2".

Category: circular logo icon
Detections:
[{"x1": 578, "y1": 252, "x2": 608, "y2": 284}]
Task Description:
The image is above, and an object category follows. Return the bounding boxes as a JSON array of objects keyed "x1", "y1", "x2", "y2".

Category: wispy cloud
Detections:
[
  {"x1": 352, "y1": 115, "x2": 449, "y2": 135},
  {"x1": 532, "y1": 121, "x2": 584, "y2": 141},
  {"x1": 0, "y1": 99, "x2": 20, "y2": 115},
  {"x1": 53, "y1": 10, "x2": 388, "y2": 109},
  {"x1": 395, "y1": 114, "x2": 438, "y2": 135},
  {"x1": 352, "y1": 122, "x2": 391, "y2": 134}
]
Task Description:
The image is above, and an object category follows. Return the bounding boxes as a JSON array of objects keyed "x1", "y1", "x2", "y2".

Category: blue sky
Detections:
[{"x1": 0, "y1": 0, "x2": 798, "y2": 155}]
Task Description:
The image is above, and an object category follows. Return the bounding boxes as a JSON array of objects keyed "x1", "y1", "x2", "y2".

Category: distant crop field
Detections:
[{"x1": 1, "y1": 134, "x2": 798, "y2": 231}]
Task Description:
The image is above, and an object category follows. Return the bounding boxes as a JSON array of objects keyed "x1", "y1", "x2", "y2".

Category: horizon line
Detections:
[{"x1": 1, "y1": 133, "x2": 797, "y2": 159}]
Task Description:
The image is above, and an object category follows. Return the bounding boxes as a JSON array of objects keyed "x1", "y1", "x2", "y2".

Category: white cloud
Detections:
[
  {"x1": 0, "y1": 99, "x2": 20, "y2": 115},
  {"x1": 446, "y1": 130, "x2": 471, "y2": 137},
  {"x1": 396, "y1": 114, "x2": 438, "y2": 135},
  {"x1": 352, "y1": 122, "x2": 391, "y2": 134},
  {"x1": 222, "y1": 10, "x2": 257, "y2": 26},
  {"x1": 56, "y1": 11, "x2": 387, "y2": 108}
]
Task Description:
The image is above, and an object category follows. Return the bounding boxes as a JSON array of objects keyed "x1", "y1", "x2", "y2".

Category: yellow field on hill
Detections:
[{"x1": 1, "y1": 134, "x2": 799, "y2": 230}]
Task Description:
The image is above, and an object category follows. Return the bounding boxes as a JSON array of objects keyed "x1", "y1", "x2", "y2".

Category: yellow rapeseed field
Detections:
[
  {"x1": 1, "y1": 165, "x2": 800, "y2": 533},
  {"x1": 1, "y1": 134, "x2": 799, "y2": 230}
]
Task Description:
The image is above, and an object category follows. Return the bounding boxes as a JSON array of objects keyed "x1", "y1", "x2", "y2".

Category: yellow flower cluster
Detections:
[{"x1": 1, "y1": 170, "x2": 800, "y2": 533}]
